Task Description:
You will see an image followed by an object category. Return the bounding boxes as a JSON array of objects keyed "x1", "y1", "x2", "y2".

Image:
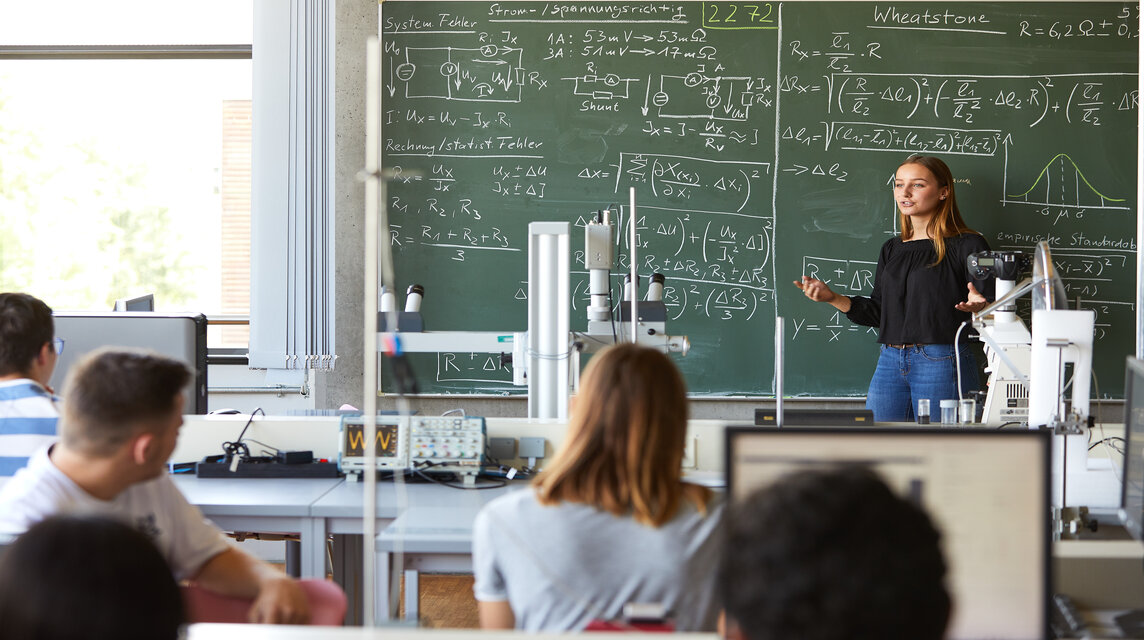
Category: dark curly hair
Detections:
[
  {"x1": 0, "y1": 514, "x2": 185, "y2": 640},
  {"x1": 719, "y1": 465, "x2": 950, "y2": 640}
]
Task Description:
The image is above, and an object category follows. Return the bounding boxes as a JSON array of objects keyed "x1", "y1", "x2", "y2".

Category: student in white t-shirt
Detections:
[
  {"x1": 0, "y1": 292, "x2": 60, "y2": 478},
  {"x1": 0, "y1": 348, "x2": 311, "y2": 625},
  {"x1": 472, "y1": 344, "x2": 724, "y2": 632}
]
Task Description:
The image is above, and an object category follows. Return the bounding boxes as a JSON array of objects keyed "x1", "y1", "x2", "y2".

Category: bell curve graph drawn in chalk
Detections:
[{"x1": 1001, "y1": 150, "x2": 1129, "y2": 212}]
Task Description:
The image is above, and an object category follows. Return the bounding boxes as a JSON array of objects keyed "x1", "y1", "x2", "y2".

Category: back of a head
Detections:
[
  {"x1": 720, "y1": 465, "x2": 950, "y2": 640},
  {"x1": 535, "y1": 343, "x2": 696, "y2": 526},
  {"x1": 0, "y1": 292, "x2": 53, "y2": 377},
  {"x1": 0, "y1": 514, "x2": 185, "y2": 640},
  {"x1": 61, "y1": 348, "x2": 192, "y2": 457}
]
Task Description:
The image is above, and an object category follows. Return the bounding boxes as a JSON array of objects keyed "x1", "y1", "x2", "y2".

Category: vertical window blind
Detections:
[{"x1": 250, "y1": 0, "x2": 336, "y2": 370}]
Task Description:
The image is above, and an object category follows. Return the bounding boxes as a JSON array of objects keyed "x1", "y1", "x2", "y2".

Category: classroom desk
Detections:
[
  {"x1": 309, "y1": 479, "x2": 522, "y2": 622},
  {"x1": 187, "y1": 623, "x2": 718, "y2": 640},
  {"x1": 172, "y1": 476, "x2": 343, "y2": 579},
  {"x1": 374, "y1": 483, "x2": 526, "y2": 621},
  {"x1": 175, "y1": 471, "x2": 719, "y2": 621}
]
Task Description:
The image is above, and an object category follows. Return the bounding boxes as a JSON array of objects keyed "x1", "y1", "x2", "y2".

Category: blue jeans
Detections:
[{"x1": 865, "y1": 344, "x2": 980, "y2": 423}]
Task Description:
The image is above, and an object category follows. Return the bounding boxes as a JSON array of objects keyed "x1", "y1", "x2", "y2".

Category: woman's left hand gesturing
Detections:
[{"x1": 954, "y1": 282, "x2": 988, "y2": 314}]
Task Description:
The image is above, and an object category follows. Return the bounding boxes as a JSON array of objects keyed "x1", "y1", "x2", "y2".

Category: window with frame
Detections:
[{"x1": 0, "y1": 0, "x2": 254, "y2": 348}]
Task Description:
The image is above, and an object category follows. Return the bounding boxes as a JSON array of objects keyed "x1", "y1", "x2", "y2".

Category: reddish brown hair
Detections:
[{"x1": 533, "y1": 344, "x2": 709, "y2": 526}]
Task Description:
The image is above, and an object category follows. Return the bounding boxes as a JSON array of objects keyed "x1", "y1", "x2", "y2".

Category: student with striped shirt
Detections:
[{"x1": 0, "y1": 293, "x2": 60, "y2": 479}]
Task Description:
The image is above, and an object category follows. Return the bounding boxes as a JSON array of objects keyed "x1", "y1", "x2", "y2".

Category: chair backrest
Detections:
[{"x1": 182, "y1": 578, "x2": 347, "y2": 626}]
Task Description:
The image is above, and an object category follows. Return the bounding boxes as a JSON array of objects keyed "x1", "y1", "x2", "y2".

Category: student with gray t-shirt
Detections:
[{"x1": 472, "y1": 344, "x2": 723, "y2": 632}]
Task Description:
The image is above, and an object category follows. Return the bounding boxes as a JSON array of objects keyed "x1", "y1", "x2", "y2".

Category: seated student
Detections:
[
  {"x1": 0, "y1": 514, "x2": 185, "y2": 640},
  {"x1": 719, "y1": 465, "x2": 951, "y2": 640},
  {"x1": 0, "y1": 292, "x2": 60, "y2": 478},
  {"x1": 0, "y1": 348, "x2": 311, "y2": 624},
  {"x1": 472, "y1": 343, "x2": 723, "y2": 632}
]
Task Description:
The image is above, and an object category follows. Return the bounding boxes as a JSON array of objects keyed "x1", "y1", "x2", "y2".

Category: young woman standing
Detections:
[{"x1": 794, "y1": 155, "x2": 992, "y2": 422}]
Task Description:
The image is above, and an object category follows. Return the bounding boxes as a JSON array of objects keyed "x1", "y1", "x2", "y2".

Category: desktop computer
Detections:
[
  {"x1": 51, "y1": 312, "x2": 208, "y2": 414},
  {"x1": 725, "y1": 427, "x2": 1051, "y2": 640}
]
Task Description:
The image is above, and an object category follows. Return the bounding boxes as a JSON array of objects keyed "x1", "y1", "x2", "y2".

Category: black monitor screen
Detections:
[
  {"x1": 1121, "y1": 357, "x2": 1144, "y2": 540},
  {"x1": 114, "y1": 294, "x2": 155, "y2": 312}
]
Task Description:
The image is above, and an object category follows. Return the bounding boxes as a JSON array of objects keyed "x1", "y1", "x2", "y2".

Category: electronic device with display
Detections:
[{"x1": 338, "y1": 415, "x2": 486, "y2": 483}]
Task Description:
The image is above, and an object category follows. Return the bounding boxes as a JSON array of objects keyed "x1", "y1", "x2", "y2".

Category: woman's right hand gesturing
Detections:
[
  {"x1": 793, "y1": 276, "x2": 852, "y2": 312},
  {"x1": 794, "y1": 276, "x2": 836, "y2": 302}
]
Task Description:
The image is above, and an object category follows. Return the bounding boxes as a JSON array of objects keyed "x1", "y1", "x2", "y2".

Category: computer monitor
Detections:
[
  {"x1": 1120, "y1": 357, "x2": 1144, "y2": 540},
  {"x1": 50, "y1": 312, "x2": 208, "y2": 414},
  {"x1": 725, "y1": 427, "x2": 1051, "y2": 640},
  {"x1": 113, "y1": 293, "x2": 155, "y2": 312}
]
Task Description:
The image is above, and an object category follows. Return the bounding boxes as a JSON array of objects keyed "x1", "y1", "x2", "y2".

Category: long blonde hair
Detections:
[
  {"x1": 897, "y1": 155, "x2": 981, "y2": 265},
  {"x1": 533, "y1": 344, "x2": 709, "y2": 526}
]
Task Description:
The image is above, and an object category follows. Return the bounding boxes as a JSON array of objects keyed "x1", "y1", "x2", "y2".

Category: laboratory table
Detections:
[
  {"x1": 373, "y1": 483, "x2": 525, "y2": 620},
  {"x1": 188, "y1": 623, "x2": 718, "y2": 639},
  {"x1": 174, "y1": 474, "x2": 525, "y2": 624},
  {"x1": 172, "y1": 475, "x2": 343, "y2": 579}
]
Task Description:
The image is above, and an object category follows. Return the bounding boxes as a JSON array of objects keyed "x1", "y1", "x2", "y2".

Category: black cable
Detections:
[
  {"x1": 1090, "y1": 437, "x2": 1126, "y2": 452},
  {"x1": 607, "y1": 271, "x2": 618, "y2": 345},
  {"x1": 600, "y1": 203, "x2": 619, "y2": 345},
  {"x1": 414, "y1": 469, "x2": 507, "y2": 490},
  {"x1": 997, "y1": 421, "x2": 1023, "y2": 430},
  {"x1": 244, "y1": 438, "x2": 280, "y2": 454},
  {"x1": 388, "y1": 354, "x2": 420, "y2": 395},
  {"x1": 235, "y1": 407, "x2": 263, "y2": 441},
  {"x1": 221, "y1": 408, "x2": 264, "y2": 461}
]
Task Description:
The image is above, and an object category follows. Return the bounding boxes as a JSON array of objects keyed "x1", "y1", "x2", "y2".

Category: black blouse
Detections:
[{"x1": 846, "y1": 233, "x2": 993, "y2": 344}]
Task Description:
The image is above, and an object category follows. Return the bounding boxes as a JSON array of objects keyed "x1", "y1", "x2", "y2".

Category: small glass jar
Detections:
[
  {"x1": 959, "y1": 398, "x2": 976, "y2": 425},
  {"x1": 916, "y1": 398, "x2": 930, "y2": 424},
  {"x1": 939, "y1": 399, "x2": 958, "y2": 425}
]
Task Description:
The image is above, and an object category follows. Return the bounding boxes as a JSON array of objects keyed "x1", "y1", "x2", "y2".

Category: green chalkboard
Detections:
[{"x1": 379, "y1": 1, "x2": 1139, "y2": 397}]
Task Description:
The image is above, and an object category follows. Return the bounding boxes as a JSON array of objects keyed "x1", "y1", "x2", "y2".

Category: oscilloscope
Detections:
[{"x1": 338, "y1": 415, "x2": 486, "y2": 482}]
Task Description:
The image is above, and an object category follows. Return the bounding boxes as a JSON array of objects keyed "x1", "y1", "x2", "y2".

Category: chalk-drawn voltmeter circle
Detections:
[
  {"x1": 603, "y1": 74, "x2": 621, "y2": 87},
  {"x1": 439, "y1": 62, "x2": 459, "y2": 77},
  {"x1": 684, "y1": 73, "x2": 703, "y2": 87},
  {"x1": 395, "y1": 63, "x2": 416, "y2": 81},
  {"x1": 480, "y1": 44, "x2": 498, "y2": 56},
  {"x1": 652, "y1": 92, "x2": 669, "y2": 107},
  {"x1": 705, "y1": 93, "x2": 721, "y2": 108}
]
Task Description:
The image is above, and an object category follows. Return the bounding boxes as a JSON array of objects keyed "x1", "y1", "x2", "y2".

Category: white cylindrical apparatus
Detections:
[
  {"x1": 528, "y1": 222, "x2": 571, "y2": 420},
  {"x1": 645, "y1": 273, "x2": 665, "y2": 302},
  {"x1": 587, "y1": 269, "x2": 611, "y2": 322},
  {"x1": 404, "y1": 284, "x2": 424, "y2": 312},
  {"x1": 622, "y1": 274, "x2": 639, "y2": 302},
  {"x1": 379, "y1": 285, "x2": 396, "y2": 313},
  {"x1": 994, "y1": 278, "x2": 1017, "y2": 325}
]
